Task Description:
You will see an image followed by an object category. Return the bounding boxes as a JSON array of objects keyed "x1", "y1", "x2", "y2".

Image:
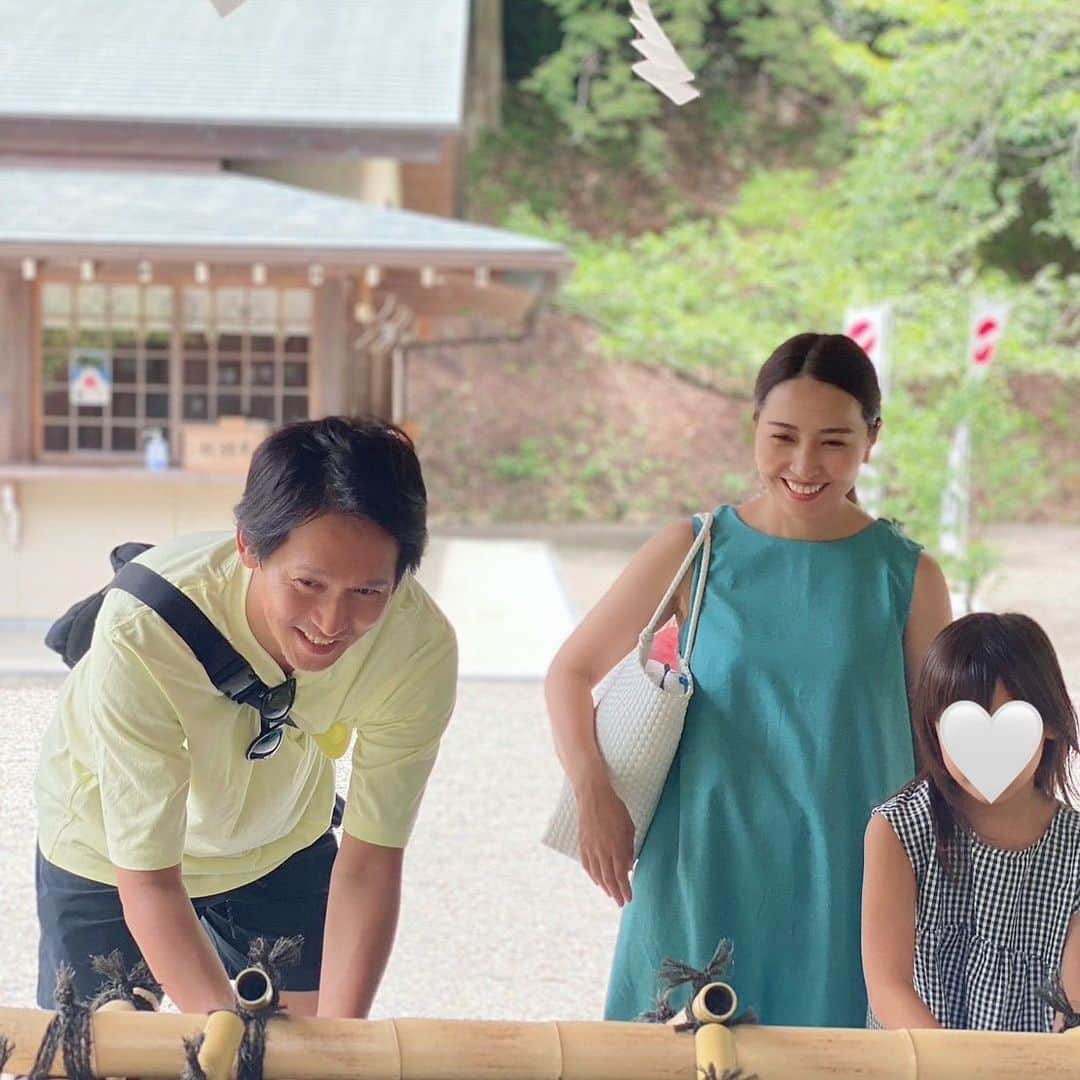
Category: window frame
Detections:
[{"x1": 33, "y1": 273, "x2": 315, "y2": 465}]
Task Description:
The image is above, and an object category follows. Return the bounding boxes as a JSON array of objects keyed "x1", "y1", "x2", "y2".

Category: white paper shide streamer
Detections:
[
  {"x1": 628, "y1": 0, "x2": 701, "y2": 105},
  {"x1": 208, "y1": 0, "x2": 246, "y2": 16}
]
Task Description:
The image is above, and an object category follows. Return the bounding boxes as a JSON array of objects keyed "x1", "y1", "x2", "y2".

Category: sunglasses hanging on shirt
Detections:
[
  {"x1": 243, "y1": 676, "x2": 298, "y2": 760},
  {"x1": 111, "y1": 562, "x2": 298, "y2": 762}
]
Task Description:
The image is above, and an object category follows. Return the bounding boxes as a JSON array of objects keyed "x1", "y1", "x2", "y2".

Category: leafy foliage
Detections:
[
  {"x1": 878, "y1": 375, "x2": 1049, "y2": 611},
  {"x1": 524, "y1": 0, "x2": 712, "y2": 146},
  {"x1": 525, "y1": 0, "x2": 862, "y2": 153},
  {"x1": 486, "y1": 0, "x2": 1079, "y2": 589},
  {"x1": 823, "y1": 0, "x2": 1080, "y2": 266}
]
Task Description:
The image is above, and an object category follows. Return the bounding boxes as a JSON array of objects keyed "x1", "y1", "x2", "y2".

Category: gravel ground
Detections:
[{"x1": 0, "y1": 677, "x2": 618, "y2": 1020}]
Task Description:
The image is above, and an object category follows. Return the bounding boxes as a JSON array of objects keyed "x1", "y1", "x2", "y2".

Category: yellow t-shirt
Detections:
[{"x1": 35, "y1": 530, "x2": 457, "y2": 897}]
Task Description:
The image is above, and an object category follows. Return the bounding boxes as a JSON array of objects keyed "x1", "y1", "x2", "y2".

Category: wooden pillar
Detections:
[
  {"x1": 311, "y1": 276, "x2": 361, "y2": 417},
  {"x1": 366, "y1": 347, "x2": 394, "y2": 421},
  {"x1": 465, "y1": 0, "x2": 503, "y2": 147},
  {"x1": 401, "y1": 135, "x2": 462, "y2": 219},
  {"x1": 0, "y1": 270, "x2": 34, "y2": 462}
]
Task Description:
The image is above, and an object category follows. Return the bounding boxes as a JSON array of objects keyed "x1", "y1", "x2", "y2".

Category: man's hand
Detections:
[
  {"x1": 316, "y1": 834, "x2": 403, "y2": 1018},
  {"x1": 115, "y1": 865, "x2": 235, "y2": 1014}
]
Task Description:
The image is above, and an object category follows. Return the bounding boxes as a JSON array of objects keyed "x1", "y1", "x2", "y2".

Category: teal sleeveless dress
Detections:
[{"x1": 604, "y1": 505, "x2": 923, "y2": 1027}]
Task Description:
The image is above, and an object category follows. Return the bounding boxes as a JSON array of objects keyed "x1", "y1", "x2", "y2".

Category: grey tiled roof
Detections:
[
  {"x1": 0, "y1": 0, "x2": 468, "y2": 128},
  {"x1": 0, "y1": 167, "x2": 569, "y2": 268}
]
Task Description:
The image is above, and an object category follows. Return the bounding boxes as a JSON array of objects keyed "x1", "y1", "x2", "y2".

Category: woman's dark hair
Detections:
[
  {"x1": 235, "y1": 416, "x2": 427, "y2": 581},
  {"x1": 753, "y1": 332, "x2": 882, "y2": 503},
  {"x1": 910, "y1": 612, "x2": 1079, "y2": 873}
]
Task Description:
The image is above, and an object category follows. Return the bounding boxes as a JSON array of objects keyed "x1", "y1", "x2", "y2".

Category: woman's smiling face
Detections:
[{"x1": 753, "y1": 376, "x2": 876, "y2": 521}]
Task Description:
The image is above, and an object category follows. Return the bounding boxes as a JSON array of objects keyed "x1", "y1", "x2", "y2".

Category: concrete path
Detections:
[
  {"x1": 418, "y1": 538, "x2": 577, "y2": 679},
  {"x1": 2, "y1": 524, "x2": 1079, "y2": 691},
  {"x1": 0, "y1": 535, "x2": 582, "y2": 680}
]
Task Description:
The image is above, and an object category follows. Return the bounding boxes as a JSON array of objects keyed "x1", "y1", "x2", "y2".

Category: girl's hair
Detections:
[
  {"x1": 910, "y1": 612, "x2": 1080, "y2": 870},
  {"x1": 753, "y1": 332, "x2": 882, "y2": 503}
]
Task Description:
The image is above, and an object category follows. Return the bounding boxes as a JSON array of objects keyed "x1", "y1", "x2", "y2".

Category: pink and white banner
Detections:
[
  {"x1": 843, "y1": 304, "x2": 892, "y2": 398},
  {"x1": 940, "y1": 298, "x2": 1010, "y2": 572},
  {"x1": 969, "y1": 299, "x2": 1010, "y2": 375}
]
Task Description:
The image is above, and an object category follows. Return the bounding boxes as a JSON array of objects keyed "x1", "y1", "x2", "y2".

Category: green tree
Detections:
[
  {"x1": 880, "y1": 374, "x2": 1049, "y2": 612},
  {"x1": 824, "y1": 0, "x2": 1079, "y2": 275},
  {"x1": 523, "y1": 0, "x2": 860, "y2": 152},
  {"x1": 524, "y1": 0, "x2": 710, "y2": 146}
]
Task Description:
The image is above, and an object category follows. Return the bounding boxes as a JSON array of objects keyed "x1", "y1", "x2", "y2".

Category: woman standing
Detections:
[{"x1": 545, "y1": 333, "x2": 953, "y2": 1027}]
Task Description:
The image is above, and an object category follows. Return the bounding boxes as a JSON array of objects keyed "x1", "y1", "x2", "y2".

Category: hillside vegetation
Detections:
[{"x1": 429, "y1": 0, "x2": 1080, "y2": 593}]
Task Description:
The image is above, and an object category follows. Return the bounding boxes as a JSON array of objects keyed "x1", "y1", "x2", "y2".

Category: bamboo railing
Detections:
[{"x1": 3, "y1": 1005, "x2": 1080, "y2": 1080}]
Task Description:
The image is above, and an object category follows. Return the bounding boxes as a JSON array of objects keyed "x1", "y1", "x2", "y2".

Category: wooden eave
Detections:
[
  {"x1": 0, "y1": 242, "x2": 573, "y2": 277},
  {"x1": 0, "y1": 118, "x2": 453, "y2": 163}
]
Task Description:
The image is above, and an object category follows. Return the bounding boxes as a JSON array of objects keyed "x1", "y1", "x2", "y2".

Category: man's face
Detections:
[{"x1": 238, "y1": 512, "x2": 400, "y2": 674}]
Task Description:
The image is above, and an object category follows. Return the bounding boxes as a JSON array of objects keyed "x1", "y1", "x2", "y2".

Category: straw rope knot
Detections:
[
  {"x1": 0, "y1": 1035, "x2": 14, "y2": 1075},
  {"x1": 88, "y1": 950, "x2": 162, "y2": 1013},
  {"x1": 180, "y1": 1033, "x2": 210, "y2": 1080},
  {"x1": 697, "y1": 1067, "x2": 756, "y2": 1080},
  {"x1": 235, "y1": 935, "x2": 304, "y2": 1080},
  {"x1": 639, "y1": 940, "x2": 758, "y2": 1031},
  {"x1": 1037, "y1": 970, "x2": 1080, "y2": 1032},
  {"x1": 28, "y1": 965, "x2": 94, "y2": 1080}
]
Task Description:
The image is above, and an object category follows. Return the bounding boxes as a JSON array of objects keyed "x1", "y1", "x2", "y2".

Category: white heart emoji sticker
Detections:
[{"x1": 938, "y1": 700, "x2": 1044, "y2": 804}]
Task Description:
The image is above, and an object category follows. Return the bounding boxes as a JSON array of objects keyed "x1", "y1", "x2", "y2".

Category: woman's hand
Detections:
[{"x1": 576, "y1": 770, "x2": 635, "y2": 906}]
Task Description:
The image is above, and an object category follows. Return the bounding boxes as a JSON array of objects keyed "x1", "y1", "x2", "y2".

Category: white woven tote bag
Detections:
[{"x1": 542, "y1": 511, "x2": 713, "y2": 860}]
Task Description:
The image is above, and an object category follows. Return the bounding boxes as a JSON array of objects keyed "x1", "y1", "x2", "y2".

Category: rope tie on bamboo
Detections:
[
  {"x1": 1038, "y1": 970, "x2": 1080, "y2": 1032},
  {"x1": 697, "y1": 1068, "x2": 753, "y2": 1080},
  {"x1": 21, "y1": 954, "x2": 160, "y2": 1080},
  {"x1": 639, "y1": 939, "x2": 757, "y2": 1031},
  {"x1": 26, "y1": 965, "x2": 94, "y2": 1080},
  {"x1": 88, "y1": 950, "x2": 163, "y2": 1013},
  {"x1": 180, "y1": 1033, "x2": 211, "y2": 1080},
  {"x1": 234, "y1": 935, "x2": 304, "y2": 1080}
]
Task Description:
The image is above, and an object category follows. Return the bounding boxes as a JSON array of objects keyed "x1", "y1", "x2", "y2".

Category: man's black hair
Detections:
[{"x1": 234, "y1": 416, "x2": 427, "y2": 581}]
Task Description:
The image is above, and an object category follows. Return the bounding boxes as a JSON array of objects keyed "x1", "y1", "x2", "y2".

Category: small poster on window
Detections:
[{"x1": 69, "y1": 349, "x2": 112, "y2": 407}]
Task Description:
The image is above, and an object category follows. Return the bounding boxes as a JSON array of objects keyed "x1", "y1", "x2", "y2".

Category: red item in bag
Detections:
[{"x1": 649, "y1": 623, "x2": 680, "y2": 668}]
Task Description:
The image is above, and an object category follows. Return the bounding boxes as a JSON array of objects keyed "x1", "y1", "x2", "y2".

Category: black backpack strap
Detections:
[{"x1": 111, "y1": 562, "x2": 266, "y2": 706}]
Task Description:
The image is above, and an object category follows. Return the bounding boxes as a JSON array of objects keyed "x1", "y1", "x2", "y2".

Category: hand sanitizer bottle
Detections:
[{"x1": 144, "y1": 428, "x2": 169, "y2": 471}]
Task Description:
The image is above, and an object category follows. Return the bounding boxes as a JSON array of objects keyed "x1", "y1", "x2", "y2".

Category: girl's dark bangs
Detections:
[{"x1": 937, "y1": 652, "x2": 998, "y2": 713}]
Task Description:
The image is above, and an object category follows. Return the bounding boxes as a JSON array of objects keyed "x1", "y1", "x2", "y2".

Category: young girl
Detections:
[{"x1": 863, "y1": 612, "x2": 1080, "y2": 1031}]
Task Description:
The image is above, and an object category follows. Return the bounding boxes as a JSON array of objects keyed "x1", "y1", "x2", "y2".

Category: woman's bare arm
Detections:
[
  {"x1": 544, "y1": 520, "x2": 696, "y2": 906},
  {"x1": 903, "y1": 552, "x2": 953, "y2": 699}
]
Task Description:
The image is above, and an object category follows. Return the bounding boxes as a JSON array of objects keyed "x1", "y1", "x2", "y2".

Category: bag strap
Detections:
[
  {"x1": 637, "y1": 510, "x2": 713, "y2": 665},
  {"x1": 111, "y1": 562, "x2": 269, "y2": 706},
  {"x1": 680, "y1": 512, "x2": 713, "y2": 666}
]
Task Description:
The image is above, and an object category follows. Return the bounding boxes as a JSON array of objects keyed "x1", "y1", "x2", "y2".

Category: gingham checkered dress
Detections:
[{"x1": 867, "y1": 779, "x2": 1080, "y2": 1031}]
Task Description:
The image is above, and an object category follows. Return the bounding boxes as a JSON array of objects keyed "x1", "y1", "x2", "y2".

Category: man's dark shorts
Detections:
[{"x1": 36, "y1": 832, "x2": 338, "y2": 1008}]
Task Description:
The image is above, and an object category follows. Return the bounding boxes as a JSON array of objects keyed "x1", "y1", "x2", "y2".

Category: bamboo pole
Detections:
[
  {"x1": 695, "y1": 1023, "x2": 737, "y2": 1076},
  {"x1": 667, "y1": 982, "x2": 738, "y2": 1028},
  {"x1": 233, "y1": 968, "x2": 274, "y2": 1013},
  {"x1": 92, "y1": 992, "x2": 160, "y2": 1080},
  {"x1": 93, "y1": 1001, "x2": 137, "y2": 1080},
  {"x1": 4, "y1": 1007, "x2": 1080, "y2": 1080},
  {"x1": 194, "y1": 1011, "x2": 245, "y2": 1080}
]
